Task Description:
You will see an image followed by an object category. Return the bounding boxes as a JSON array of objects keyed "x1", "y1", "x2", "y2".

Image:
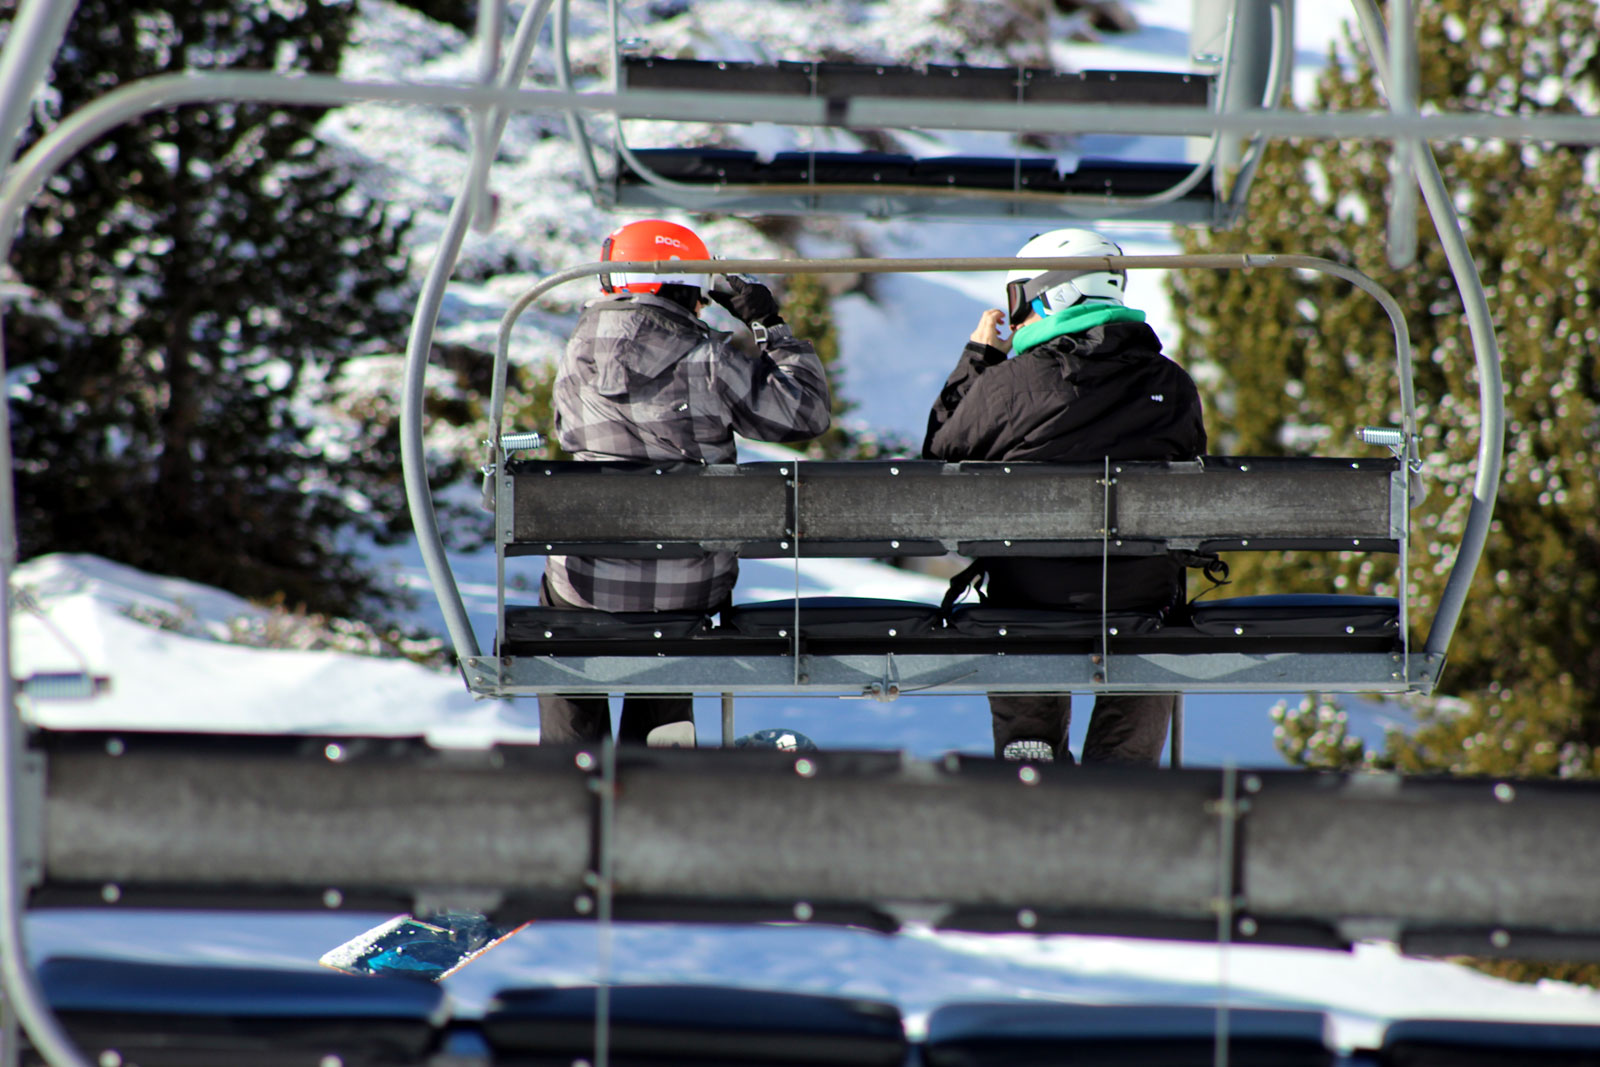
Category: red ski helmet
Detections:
[{"x1": 599, "y1": 219, "x2": 712, "y2": 294}]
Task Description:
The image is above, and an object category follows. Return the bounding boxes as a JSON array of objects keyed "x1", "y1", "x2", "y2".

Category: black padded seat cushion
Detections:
[
  {"x1": 504, "y1": 605, "x2": 712, "y2": 641},
  {"x1": 37, "y1": 956, "x2": 444, "y2": 1066},
  {"x1": 1380, "y1": 1018, "x2": 1600, "y2": 1066},
  {"x1": 483, "y1": 985, "x2": 906, "y2": 1065},
  {"x1": 720, "y1": 597, "x2": 944, "y2": 638},
  {"x1": 948, "y1": 606, "x2": 1162, "y2": 638},
  {"x1": 924, "y1": 1002, "x2": 1333, "y2": 1067},
  {"x1": 1186, "y1": 594, "x2": 1399, "y2": 637}
]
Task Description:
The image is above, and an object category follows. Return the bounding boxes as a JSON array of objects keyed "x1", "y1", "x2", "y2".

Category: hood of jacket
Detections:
[{"x1": 580, "y1": 293, "x2": 711, "y2": 396}]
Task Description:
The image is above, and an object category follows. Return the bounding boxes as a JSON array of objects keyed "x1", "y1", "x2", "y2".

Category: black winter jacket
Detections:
[
  {"x1": 921, "y1": 318, "x2": 1208, "y2": 613},
  {"x1": 922, "y1": 319, "x2": 1205, "y2": 463}
]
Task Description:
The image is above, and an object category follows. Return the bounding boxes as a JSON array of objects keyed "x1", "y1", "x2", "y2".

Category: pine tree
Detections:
[
  {"x1": 1171, "y1": 0, "x2": 1600, "y2": 781},
  {"x1": 7, "y1": 0, "x2": 415, "y2": 616}
]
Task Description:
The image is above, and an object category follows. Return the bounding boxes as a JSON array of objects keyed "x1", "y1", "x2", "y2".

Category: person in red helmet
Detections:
[{"x1": 539, "y1": 219, "x2": 831, "y2": 747}]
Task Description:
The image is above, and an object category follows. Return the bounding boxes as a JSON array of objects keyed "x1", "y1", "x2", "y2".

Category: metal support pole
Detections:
[
  {"x1": 721, "y1": 693, "x2": 735, "y2": 748},
  {"x1": 1170, "y1": 694, "x2": 1185, "y2": 769}
]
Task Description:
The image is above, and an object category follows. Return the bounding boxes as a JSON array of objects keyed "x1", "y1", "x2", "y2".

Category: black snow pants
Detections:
[{"x1": 981, "y1": 555, "x2": 1180, "y2": 764}]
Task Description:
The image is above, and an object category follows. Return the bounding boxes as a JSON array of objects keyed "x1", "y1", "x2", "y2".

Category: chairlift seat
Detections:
[
  {"x1": 922, "y1": 1002, "x2": 1334, "y2": 1067},
  {"x1": 768, "y1": 150, "x2": 917, "y2": 184},
  {"x1": 1378, "y1": 1018, "x2": 1600, "y2": 1066},
  {"x1": 34, "y1": 956, "x2": 445, "y2": 1067},
  {"x1": 482, "y1": 984, "x2": 907, "y2": 1066},
  {"x1": 1186, "y1": 595, "x2": 1400, "y2": 638},
  {"x1": 948, "y1": 605, "x2": 1164, "y2": 638},
  {"x1": 720, "y1": 597, "x2": 944, "y2": 639}
]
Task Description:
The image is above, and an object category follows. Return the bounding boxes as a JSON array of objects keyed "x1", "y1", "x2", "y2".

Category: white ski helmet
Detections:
[{"x1": 1004, "y1": 228, "x2": 1127, "y2": 325}]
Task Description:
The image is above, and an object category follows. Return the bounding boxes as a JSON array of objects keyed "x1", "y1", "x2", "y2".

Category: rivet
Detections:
[
  {"x1": 781, "y1": 542, "x2": 790, "y2": 550},
  {"x1": 779, "y1": 467, "x2": 789, "y2": 475},
  {"x1": 1244, "y1": 775, "x2": 1263, "y2": 793},
  {"x1": 320, "y1": 1056, "x2": 344, "y2": 1067},
  {"x1": 1234, "y1": 626, "x2": 1245, "y2": 635},
  {"x1": 1004, "y1": 540, "x2": 1012, "y2": 547},
  {"x1": 1238, "y1": 917, "x2": 1259, "y2": 936},
  {"x1": 779, "y1": 629, "x2": 788, "y2": 638},
  {"x1": 101, "y1": 883, "x2": 121, "y2": 904},
  {"x1": 1490, "y1": 929, "x2": 1511, "y2": 949},
  {"x1": 575, "y1": 894, "x2": 594, "y2": 915},
  {"x1": 888, "y1": 628, "x2": 898, "y2": 636},
  {"x1": 105, "y1": 738, "x2": 125, "y2": 756},
  {"x1": 891, "y1": 540, "x2": 900, "y2": 549},
  {"x1": 1345, "y1": 625, "x2": 1355, "y2": 634},
  {"x1": 325, "y1": 743, "x2": 346, "y2": 762},
  {"x1": 1109, "y1": 627, "x2": 1120, "y2": 636},
  {"x1": 1017, "y1": 908, "x2": 1038, "y2": 929},
  {"x1": 98, "y1": 1052, "x2": 122, "y2": 1067},
  {"x1": 890, "y1": 467, "x2": 900, "y2": 475},
  {"x1": 653, "y1": 630, "x2": 663, "y2": 639},
  {"x1": 656, "y1": 543, "x2": 664, "y2": 550},
  {"x1": 794, "y1": 901, "x2": 814, "y2": 921},
  {"x1": 576, "y1": 751, "x2": 596, "y2": 770},
  {"x1": 544, "y1": 630, "x2": 554, "y2": 638},
  {"x1": 1353, "y1": 539, "x2": 1361, "y2": 546},
  {"x1": 1019, "y1": 767, "x2": 1040, "y2": 785},
  {"x1": 1004, "y1": 466, "x2": 1011, "y2": 473},
  {"x1": 545, "y1": 544, "x2": 553, "y2": 550},
  {"x1": 323, "y1": 888, "x2": 343, "y2": 909},
  {"x1": 654, "y1": 468, "x2": 662, "y2": 475},
  {"x1": 795, "y1": 758, "x2": 817, "y2": 778},
  {"x1": 998, "y1": 627, "x2": 1008, "y2": 636},
  {"x1": 1240, "y1": 464, "x2": 1250, "y2": 472},
  {"x1": 1494, "y1": 782, "x2": 1515, "y2": 803},
  {"x1": 1241, "y1": 539, "x2": 1250, "y2": 546}
]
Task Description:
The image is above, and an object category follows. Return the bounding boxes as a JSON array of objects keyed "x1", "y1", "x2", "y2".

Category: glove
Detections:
[{"x1": 708, "y1": 273, "x2": 784, "y2": 328}]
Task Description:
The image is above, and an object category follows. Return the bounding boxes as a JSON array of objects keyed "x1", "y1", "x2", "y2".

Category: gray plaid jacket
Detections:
[{"x1": 545, "y1": 292, "x2": 830, "y2": 612}]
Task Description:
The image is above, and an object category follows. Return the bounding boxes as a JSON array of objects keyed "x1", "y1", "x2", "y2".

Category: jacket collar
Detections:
[{"x1": 1012, "y1": 303, "x2": 1146, "y2": 355}]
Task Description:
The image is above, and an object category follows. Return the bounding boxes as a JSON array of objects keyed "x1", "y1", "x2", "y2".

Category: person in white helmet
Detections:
[{"x1": 922, "y1": 228, "x2": 1208, "y2": 765}]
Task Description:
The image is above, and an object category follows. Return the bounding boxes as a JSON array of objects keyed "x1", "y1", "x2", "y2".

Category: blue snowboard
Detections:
[{"x1": 319, "y1": 910, "x2": 527, "y2": 982}]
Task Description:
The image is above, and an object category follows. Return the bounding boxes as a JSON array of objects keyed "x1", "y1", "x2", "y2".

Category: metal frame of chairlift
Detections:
[{"x1": 2, "y1": 0, "x2": 1596, "y2": 1064}]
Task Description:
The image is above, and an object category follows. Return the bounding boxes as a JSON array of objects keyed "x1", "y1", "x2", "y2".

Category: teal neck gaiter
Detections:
[{"x1": 1011, "y1": 302, "x2": 1146, "y2": 355}]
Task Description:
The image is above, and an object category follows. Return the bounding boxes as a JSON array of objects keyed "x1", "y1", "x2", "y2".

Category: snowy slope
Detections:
[{"x1": 10, "y1": 0, "x2": 1599, "y2": 1051}]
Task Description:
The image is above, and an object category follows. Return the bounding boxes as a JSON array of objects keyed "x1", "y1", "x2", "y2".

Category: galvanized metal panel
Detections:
[
  {"x1": 795, "y1": 465, "x2": 1104, "y2": 543},
  {"x1": 34, "y1": 740, "x2": 1600, "y2": 945},
  {"x1": 1117, "y1": 467, "x2": 1393, "y2": 540},
  {"x1": 44, "y1": 751, "x2": 591, "y2": 889},
  {"x1": 511, "y1": 465, "x2": 787, "y2": 544}
]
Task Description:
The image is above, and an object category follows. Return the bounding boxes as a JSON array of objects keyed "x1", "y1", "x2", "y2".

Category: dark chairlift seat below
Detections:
[
  {"x1": 922, "y1": 1002, "x2": 1336, "y2": 1067},
  {"x1": 1377, "y1": 1018, "x2": 1600, "y2": 1067},
  {"x1": 611, "y1": 57, "x2": 1223, "y2": 222},
  {"x1": 482, "y1": 984, "x2": 907, "y2": 1067},
  {"x1": 29, "y1": 956, "x2": 446, "y2": 1067}
]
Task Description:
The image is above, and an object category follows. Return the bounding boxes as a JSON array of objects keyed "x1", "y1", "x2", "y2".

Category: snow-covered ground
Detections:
[{"x1": 10, "y1": 0, "x2": 1600, "y2": 1054}]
